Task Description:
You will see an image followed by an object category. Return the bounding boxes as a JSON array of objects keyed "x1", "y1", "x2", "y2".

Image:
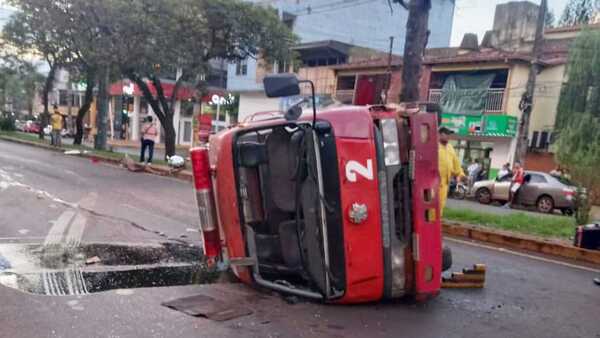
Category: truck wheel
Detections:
[{"x1": 442, "y1": 245, "x2": 452, "y2": 272}]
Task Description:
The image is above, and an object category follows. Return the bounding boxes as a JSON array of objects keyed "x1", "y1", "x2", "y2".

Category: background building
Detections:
[{"x1": 228, "y1": 0, "x2": 456, "y2": 121}]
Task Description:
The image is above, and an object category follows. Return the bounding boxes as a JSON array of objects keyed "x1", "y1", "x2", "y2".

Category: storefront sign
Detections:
[{"x1": 440, "y1": 113, "x2": 517, "y2": 137}]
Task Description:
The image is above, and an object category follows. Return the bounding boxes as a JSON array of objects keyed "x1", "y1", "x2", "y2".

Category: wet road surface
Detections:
[{"x1": 1, "y1": 140, "x2": 599, "y2": 338}]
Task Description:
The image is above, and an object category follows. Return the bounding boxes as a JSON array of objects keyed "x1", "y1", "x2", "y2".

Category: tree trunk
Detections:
[
  {"x1": 162, "y1": 116, "x2": 177, "y2": 159},
  {"x1": 74, "y1": 69, "x2": 95, "y2": 145},
  {"x1": 40, "y1": 65, "x2": 56, "y2": 139},
  {"x1": 400, "y1": 0, "x2": 431, "y2": 102},
  {"x1": 94, "y1": 67, "x2": 109, "y2": 150}
]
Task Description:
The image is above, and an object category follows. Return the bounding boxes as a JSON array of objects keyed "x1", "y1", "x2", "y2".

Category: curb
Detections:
[
  {"x1": 0, "y1": 135, "x2": 193, "y2": 182},
  {"x1": 443, "y1": 221, "x2": 600, "y2": 265}
]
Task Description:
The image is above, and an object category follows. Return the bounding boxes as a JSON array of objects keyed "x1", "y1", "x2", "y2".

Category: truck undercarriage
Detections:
[{"x1": 234, "y1": 122, "x2": 345, "y2": 300}]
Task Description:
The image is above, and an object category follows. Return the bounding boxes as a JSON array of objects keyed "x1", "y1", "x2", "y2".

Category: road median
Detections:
[{"x1": 443, "y1": 221, "x2": 600, "y2": 265}]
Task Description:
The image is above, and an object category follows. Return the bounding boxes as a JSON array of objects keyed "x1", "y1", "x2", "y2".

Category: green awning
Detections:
[{"x1": 440, "y1": 113, "x2": 517, "y2": 138}]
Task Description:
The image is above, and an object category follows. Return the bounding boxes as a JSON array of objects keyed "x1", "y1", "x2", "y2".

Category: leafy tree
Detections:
[
  {"x1": 98, "y1": 0, "x2": 296, "y2": 158},
  {"x1": 556, "y1": 29, "x2": 600, "y2": 128},
  {"x1": 0, "y1": 61, "x2": 44, "y2": 116},
  {"x1": 555, "y1": 114, "x2": 600, "y2": 223},
  {"x1": 1, "y1": 2, "x2": 74, "y2": 139},
  {"x1": 559, "y1": 0, "x2": 599, "y2": 26}
]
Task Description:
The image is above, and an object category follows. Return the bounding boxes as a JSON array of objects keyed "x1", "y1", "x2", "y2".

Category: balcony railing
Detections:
[{"x1": 428, "y1": 88, "x2": 505, "y2": 113}]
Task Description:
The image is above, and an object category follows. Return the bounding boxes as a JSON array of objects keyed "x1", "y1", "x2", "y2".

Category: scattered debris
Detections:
[
  {"x1": 64, "y1": 150, "x2": 89, "y2": 156},
  {"x1": 180, "y1": 234, "x2": 188, "y2": 238},
  {"x1": 442, "y1": 264, "x2": 486, "y2": 289},
  {"x1": 162, "y1": 294, "x2": 253, "y2": 321},
  {"x1": 85, "y1": 256, "x2": 102, "y2": 265},
  {"x1": 18, "y1": 229, "x2": 30, "y2": 235},
  {"x1": 186, "y1": 228, "x2": 199, "y2": 233},
  {"x1": 167, "y1": 155, "x2": 185, "y2": 168}
]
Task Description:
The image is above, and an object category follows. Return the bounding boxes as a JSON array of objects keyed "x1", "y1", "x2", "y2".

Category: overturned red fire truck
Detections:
[{"x1": 190, "y1": 74, "x2": 449, "y2": 304}]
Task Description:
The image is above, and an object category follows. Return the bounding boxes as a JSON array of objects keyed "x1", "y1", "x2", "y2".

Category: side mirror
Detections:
[{"x1": 263, "y1": 73, "x2": 300, "y2": 98}]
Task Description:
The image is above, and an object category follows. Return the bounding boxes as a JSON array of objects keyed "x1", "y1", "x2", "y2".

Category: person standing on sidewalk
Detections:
[
  {"x1": 50, "y1": 105, "x2": 64, "y2": 147},
  {"x1": 438, "y1": 127, "x2": 465, "y2": 216},
  {"x1": 140, "y1": 116, "x2": 158, "y2": 164},
  {"x1": 504, "y1": 161, "x2": 525, "y2": 208}
]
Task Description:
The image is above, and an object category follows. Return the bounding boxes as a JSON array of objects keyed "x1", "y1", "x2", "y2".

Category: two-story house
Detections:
[{"x1": 228, "y1": 0, "x2": 456, "y2": 121}]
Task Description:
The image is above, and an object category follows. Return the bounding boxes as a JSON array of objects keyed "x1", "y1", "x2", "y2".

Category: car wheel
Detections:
[
  {"x1": 537, "y1": 195, "x2": 554, "y2": 213},
  {"x1": 561, "y1": 208, "x2": 574, "y2": 216},
  {"x1": 476, "y1": 188, "x2": 492, "y2": 205}
]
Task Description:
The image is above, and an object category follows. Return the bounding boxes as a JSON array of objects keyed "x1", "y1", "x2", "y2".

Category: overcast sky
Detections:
[{"x1": 451, "y1": 0, "x2": 570, "y2": 46}]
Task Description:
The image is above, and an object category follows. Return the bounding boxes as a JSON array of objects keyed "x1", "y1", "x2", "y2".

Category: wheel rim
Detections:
[{"x1": 539, "y1": 198, "x2": 552, "y2": 212}]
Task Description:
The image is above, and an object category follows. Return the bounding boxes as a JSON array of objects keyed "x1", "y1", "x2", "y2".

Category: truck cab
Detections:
[{"x1": 191, "y1": 74, "x2": 443, "y2": 304}]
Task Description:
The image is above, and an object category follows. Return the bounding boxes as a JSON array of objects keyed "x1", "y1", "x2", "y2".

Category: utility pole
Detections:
[
  {"x1": 514, "y1": 0, "x2": 547, "y2": 165},
  {"x1": 398, "y1": 0, "x2": 431, "y2": 102}
]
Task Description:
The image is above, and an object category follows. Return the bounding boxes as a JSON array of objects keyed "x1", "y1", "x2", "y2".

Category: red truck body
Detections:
[{"x1": 191, "y1": 103, "x2": 442, "y2": 304}]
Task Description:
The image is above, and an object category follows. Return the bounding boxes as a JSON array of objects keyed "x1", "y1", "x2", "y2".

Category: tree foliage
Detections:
[
  {"x1": 555, "y1": 113, "x2": 600, "y2": 223},
  {"x1": 556, "y1": 29, "x2": 600, "y2": 128},
  {"x1": 3, "y1": 0, "x2": 295, "y2": 153},
  {"x1": 80, "y1": 0, "x2": 295, "y2": 157},
  {"x1": 559, "y1": 0, "x2": 599, "y2": 26}
]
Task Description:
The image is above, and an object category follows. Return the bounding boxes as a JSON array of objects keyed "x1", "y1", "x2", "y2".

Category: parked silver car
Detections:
[{"x1": 471, "y1": 171, "x2": 577, "y2": 214}]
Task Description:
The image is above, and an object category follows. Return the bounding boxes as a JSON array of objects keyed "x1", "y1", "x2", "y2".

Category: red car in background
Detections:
[
  {"x1": 23, "y1": 121, "x2": 41, "y2": 134},
  {"x1": 190, "y1": 74, "x2": 445, "y2": 304}
]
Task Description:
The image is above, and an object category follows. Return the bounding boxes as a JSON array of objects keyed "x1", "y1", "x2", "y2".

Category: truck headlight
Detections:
[{"x1": 381, "y1": 119, "x2": 400, "y2": 166}]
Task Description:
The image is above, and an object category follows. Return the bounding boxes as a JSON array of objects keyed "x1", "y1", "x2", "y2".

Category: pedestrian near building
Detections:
[
  {"x1": 438, "y1": 127, "x2": 465, "y2": 216},
  {"x1": 504, "y1": 161, "x2": 525, "y2": 208},
  {"x1": 50, "y1": 105, "x2": 64, "y2": 147},
  {"x1": 140, "y1": 116, "x2": 157, "y2": 164},
  {"x1": 467, "y1": 159, "x2": 482, "y2": 189}
]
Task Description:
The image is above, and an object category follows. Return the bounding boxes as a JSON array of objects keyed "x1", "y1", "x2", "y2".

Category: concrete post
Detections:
[
  {"x1": 173, "y1": 100, "x2": 181, "y2": 145},
  {"x1": 131, "y1": 96, "x2": 140, "y2": 141}
]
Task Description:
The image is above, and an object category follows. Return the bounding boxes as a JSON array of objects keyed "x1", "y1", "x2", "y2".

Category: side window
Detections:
[{"x1": 529, "y1": 174, "x2": 547, "y2": 183}]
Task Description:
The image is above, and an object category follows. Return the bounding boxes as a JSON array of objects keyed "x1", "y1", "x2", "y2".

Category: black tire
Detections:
[
  {"x1": 536, "y1": 195, "x2": 554, "y2": 214},
  {"x1": 442, "y1": 245, "x2": 452, "y2": 272},
  {"x1": 561, "y1": 208, "x2": 574, "y2": 216},
  {"x1": 452, "y1": 186, "x2": 466, "y2": 200},
  {"x1": 476, "y1": 188, "x2": 492, "y2": 205}
]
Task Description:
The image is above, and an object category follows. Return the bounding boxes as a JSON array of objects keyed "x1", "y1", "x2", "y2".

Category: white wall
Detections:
[
  {"x1": 490, "y1": 138, "x2": 513, "y2": 170},
  {"x1": 238, "y1": 92, "x2": 281, "y2": 122}
]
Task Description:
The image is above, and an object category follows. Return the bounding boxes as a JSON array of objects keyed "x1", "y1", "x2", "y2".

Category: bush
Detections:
[
  {"x1": 0, "y1": 115, "x2": 16, "y2": 131},
  {"x1": 555, "y1": 113, "x2": 600, "y2": 223}
]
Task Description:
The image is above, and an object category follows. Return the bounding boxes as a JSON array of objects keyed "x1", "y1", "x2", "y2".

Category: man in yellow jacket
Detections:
[{"x1": 438, "y1": 127, "x2": 465, "y2": 216}]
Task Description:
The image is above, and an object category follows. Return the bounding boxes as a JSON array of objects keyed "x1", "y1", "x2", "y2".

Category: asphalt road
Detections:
[{"x1": 1, "y1": 140, "x2": 599, "y2": 338}]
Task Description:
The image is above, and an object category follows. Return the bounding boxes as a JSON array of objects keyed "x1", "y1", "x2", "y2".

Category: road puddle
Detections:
[{"x1": 0, "y1": 242, "x2": 219, "y2": 296}]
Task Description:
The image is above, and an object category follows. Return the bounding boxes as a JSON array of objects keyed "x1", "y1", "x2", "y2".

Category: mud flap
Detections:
[{"x1": 409, "y1": 113, "x2": 442, "y2": 299}]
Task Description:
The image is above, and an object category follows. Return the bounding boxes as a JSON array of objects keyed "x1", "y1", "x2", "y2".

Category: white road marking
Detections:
[
  {"x1": 44, "y1": 211, "x2": 76, "y2": 247},
  {"x1": 65, "y1": 213, "x2": 86, "y2": 248},
  {"x1": 18, "y1": 229, "x2": 30, "y2": 235},
  {"x1": 445, "y1": 237, "x2": 600, "y2": 273}
]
